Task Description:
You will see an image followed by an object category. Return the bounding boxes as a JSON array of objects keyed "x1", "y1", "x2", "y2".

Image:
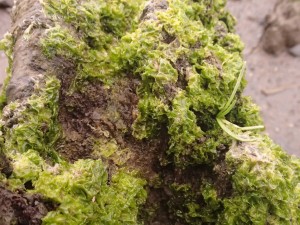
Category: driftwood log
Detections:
[{"x1": 0, "y1": 0, "x2": 299, "y2": 224}]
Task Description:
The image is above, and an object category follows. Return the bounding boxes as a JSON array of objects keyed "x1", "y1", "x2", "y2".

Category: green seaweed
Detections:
[
  {"x1": 2, "y1": 76, "x2": 61, "y2": 160},
  {"x1": 168, "y1": 182, "x2": 222, "y2": 224},
  {"x1": 35, "y1": 160, "x2": 146, "y2": 225},
  {"x1": 40, "y1": 1, "x2": 300, "y2": 223},
  {"x1": 41, "y1": 0, "x2": 146, "y2": 86},
  {"x1": 221, "y1": 137, "x2": 300, "y2": 225},
  {"x1": 0, "y1": 75, "x2": 147, "y2": 224},
  {"x1": 8, "y1": 150, "x2": 146, "y2": 224}
]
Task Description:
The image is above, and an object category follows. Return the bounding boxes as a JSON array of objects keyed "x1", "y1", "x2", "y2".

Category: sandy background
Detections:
[
  {"x1": 0, "y1": 0, "x2": 299, "y2": 156},
  {"x1": 227, "y1": 0, "x2": 300, "y2": 156}
]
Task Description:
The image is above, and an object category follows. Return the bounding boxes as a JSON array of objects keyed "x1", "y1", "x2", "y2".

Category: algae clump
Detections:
[{"x1": 0, "y1": 75, "x2": 147, "y2": 224}]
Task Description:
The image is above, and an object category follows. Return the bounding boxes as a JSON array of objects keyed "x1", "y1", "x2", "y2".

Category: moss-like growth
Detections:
[
  {"x1": 1, "y1": 76, "x2": 61, "y2": 159},
  {"x1": 166, "y1": 137, "x2": 300, "y2": 224},
  {"x1": 0, "y1": 75, "x2": 146, "y2": 224},
  {"x1": 222, "y1": 137, "x2": 300, "y2": 224},
  {"x1": 0, "y1": 0, "x2": 299, "y2": 224},
  {"x1": 40, "y1": 0, "x2": 145, "y2": 85},
  {"x1": 7, "y1": 150, "x2": 146, "y2": 224}
]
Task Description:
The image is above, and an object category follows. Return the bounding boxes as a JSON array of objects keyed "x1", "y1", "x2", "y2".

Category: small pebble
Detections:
[
  {"x1": 288, "y1": 44, "x2": 300, "y2": 57},
  {"x1": 91, "y1": 111, "x2": 101, "y2": 120},
  {"x1": 0, "y1": 0, "x2": 13, "y2": 8}
]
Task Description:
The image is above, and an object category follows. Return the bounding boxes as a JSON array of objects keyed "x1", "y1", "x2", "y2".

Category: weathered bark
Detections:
[
  {"x1": 0, "y1": 0, "x2": 299, "y2": 224},
  {"x1": 7, "y1": 0, "x2": 52, "y2": 102},
  {"x1": 0, "y1": 1, "x2": 58, "y2": 224}
]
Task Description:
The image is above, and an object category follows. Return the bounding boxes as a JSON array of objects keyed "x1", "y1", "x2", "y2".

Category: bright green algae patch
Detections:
[
  {"x1": 10, "y1": 151, "x2": 146, "y2": 224},
  {"x1": 167, "y1": 137, "x2": 300, "y2": 225},
  {"x1": 1, "y1": 76, "x2": 61, "y2": 159},
  {"x1": 0, "y1": 0, "x2": 299, "y2": 224},
  {"x1": 40, "y1": 0, "x2": 300, "y2": 224},
  {"x1": 0, "y1": 76, "x2": 147, "y2": 224},
  {"x1": 0, "y1": 0, "x2": 149, "y2": 223},
  {"x1": 41, "y1": 0, "x2": 250, "y2": 165},
  {"x1": 223, "y1": 137, "x2": 300, "y2": 225},
  {"x1": 112, "y1": 0, "x2": 253, "y2": 165},
  {"x1": 40, "y1": 0, "x2": 145, "y2": 85}
]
